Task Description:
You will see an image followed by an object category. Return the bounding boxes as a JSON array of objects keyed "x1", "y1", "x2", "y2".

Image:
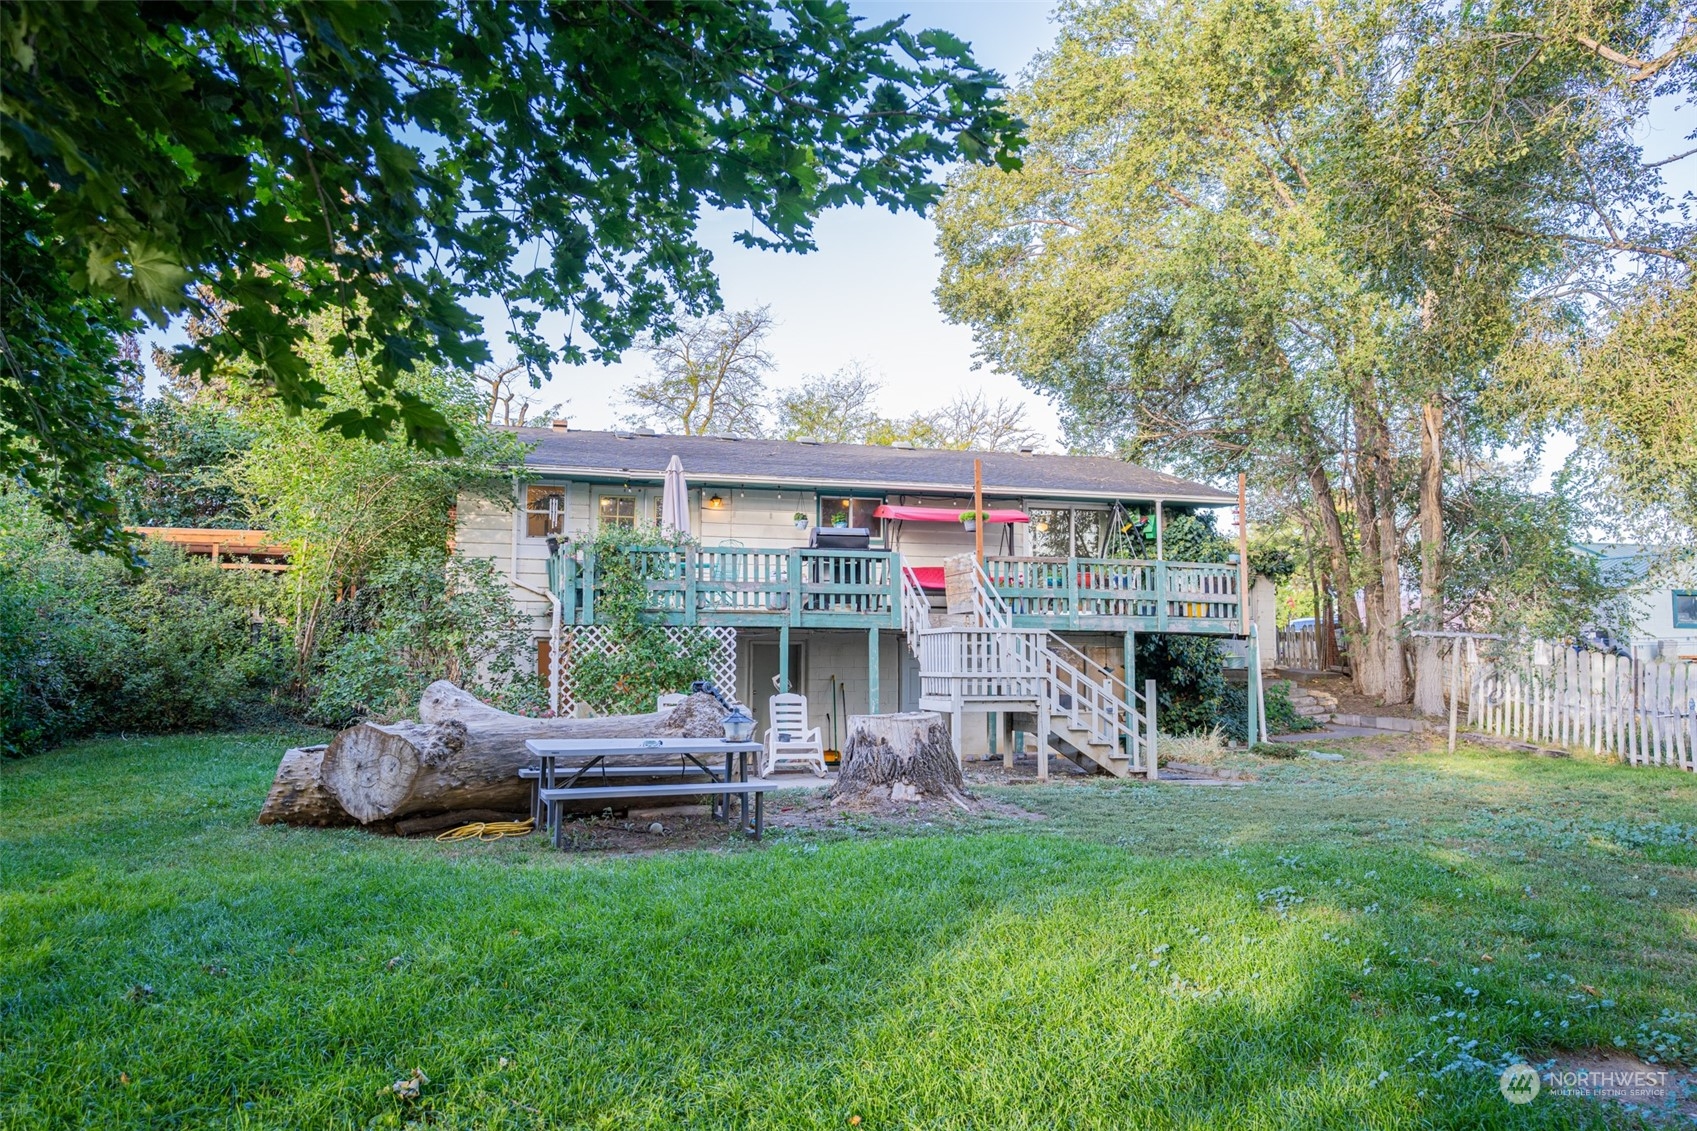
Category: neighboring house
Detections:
[
  {"x1": 1577, "y1": 543, "x2": 1697, "y2": 662},
  {"x1": 454, "y1": 425, "x2": 1273, "y2": 777}
]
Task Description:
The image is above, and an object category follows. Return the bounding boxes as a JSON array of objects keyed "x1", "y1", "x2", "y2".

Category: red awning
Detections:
[
  {"x1": 907, "y1": 566, "x2": 946, "y2": 591},
  {"x1": 873, "y1": 505, "x2": 1030, "y2": 523}
]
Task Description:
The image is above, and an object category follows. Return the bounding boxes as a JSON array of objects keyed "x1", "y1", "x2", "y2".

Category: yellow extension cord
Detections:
[{"x1": 434, "y1": 818, "x2": 535, "y2": 842}]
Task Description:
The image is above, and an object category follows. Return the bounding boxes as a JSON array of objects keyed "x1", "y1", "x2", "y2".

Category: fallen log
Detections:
[
  {"x1": 256, "y1": 682, "x2": 728, "y2": 826},
  {"x1": 257, "y1": 744, "x2": 357, "y2": 827}
]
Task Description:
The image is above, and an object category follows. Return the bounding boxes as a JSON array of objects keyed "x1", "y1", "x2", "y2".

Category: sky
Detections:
[
  {"x1": 465, "y1": 1, "x2": 1067, "y2": 439},
  {"x1": 142, "y1": 2, "x2": 1693, "y2": 479}
]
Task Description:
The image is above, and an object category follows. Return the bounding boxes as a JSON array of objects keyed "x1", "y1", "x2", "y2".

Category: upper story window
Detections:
[
  {"x1": 526, "y1": 486, "x2": 566, "y2": 537},
  {"x1": 819, "y1": 496, "x2": 881, "y2": 531},
  {"x1": 1674, "y1": 590, "x2": 1697, "y2": 629}
]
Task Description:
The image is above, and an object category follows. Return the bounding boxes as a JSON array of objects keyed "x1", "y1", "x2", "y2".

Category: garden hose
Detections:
[{"x1": 435, "y1": 819, "x2": 535, "y2": 842}]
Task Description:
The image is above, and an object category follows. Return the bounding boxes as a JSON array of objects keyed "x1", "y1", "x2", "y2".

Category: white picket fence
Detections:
[{"x1": 1465, "y1": 643, "x2": 1696, "y2": 771}]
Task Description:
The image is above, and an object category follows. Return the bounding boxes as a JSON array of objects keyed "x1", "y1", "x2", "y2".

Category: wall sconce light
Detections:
[{"x1": 706, "y1": 494, "x2": 726, "y2": 510}]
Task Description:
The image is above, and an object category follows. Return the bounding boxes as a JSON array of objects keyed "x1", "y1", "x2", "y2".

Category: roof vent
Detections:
[
  {"x1": 890, "y1": 441, "x2": 914, "y2": 450},
  {"x1": 634, "y1": 427, "x2": 657, "y2": 436},
  {"x1": 550, "y1": 419, "x2": 569, "y2": 432},
  {"x1": 1018, "y1": 443, "x2": 1037, "y2": 455},
  {"x1": 702, "y1": 432, "x2": 741, "y2": 441},
  {"x1": 796, "y1": 436, "x2": 821, "y2": 445}
]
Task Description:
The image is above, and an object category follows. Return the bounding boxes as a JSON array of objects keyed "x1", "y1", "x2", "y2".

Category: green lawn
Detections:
[{"x1": 3, "y1": 731, "x2": 1695, "y2": 1129}]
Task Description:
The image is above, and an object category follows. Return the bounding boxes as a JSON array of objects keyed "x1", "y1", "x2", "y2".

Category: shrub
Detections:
[
  {"x1": 0, "y1": 497, "x2": 291, "y2": 755},
  {"x1": 307, "y1": 552, "x2": 545, "y2": 726}
]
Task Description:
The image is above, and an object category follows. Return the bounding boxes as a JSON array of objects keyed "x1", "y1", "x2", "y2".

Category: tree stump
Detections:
[
  {"x1": 257, "y1": 681, "x2": 729, "y2": 826},
  {"x1": 829, "y1": 712, "x2": 970, "y2": 808}
]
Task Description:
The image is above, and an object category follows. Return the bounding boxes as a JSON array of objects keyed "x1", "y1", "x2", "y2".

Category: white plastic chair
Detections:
[
  {"x1": 656, "y1": 692, "x2": 688, "y2": 713},
  {"x1": 763, "y1": 694, "x2": 827, "y2": 777}
]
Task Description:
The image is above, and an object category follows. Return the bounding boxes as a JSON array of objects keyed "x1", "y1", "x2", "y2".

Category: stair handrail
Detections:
[
  {"x1": 898, "y1": 561, "x2": 932, "y2": 653},
  {"x1": 968, "y1": 559, "x2": 1014, "y2": 630}
]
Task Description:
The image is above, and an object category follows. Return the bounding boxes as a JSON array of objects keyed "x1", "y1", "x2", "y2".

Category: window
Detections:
[
  {"x1": 598, "y1": 494, "x2": 638, "y2": 530},
  {"x1": 1029, "y1": 508, "x2": 1071, "y2": 556},
  {"x1": 1674, "y1": 590, "x2": 1697, "y2": 629},
  {"x1": 526, "y1": 486, "x2": 566, "y2": 538},
  {"x1": 819, "y1": 496, "x2": 881, "y2": 531},
  {"x1": 1026, "y1": 507, "x2": 1111, "y2": 557}
]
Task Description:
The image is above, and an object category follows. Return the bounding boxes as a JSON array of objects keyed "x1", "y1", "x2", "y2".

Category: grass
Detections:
[{"x1": 3, "y1": 730, "x2": 1695, "y2": 1129}]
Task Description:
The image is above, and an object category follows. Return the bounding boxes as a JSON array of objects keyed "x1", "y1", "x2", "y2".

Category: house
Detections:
[
  {"x1": 1577, "y1": 543, "x2": 1697, "y2": 662},
  {"x1": 454, "y1": 426, "x2": 1275, "y2": 778}
]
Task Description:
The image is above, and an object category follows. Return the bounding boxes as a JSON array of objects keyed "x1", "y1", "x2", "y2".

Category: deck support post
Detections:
[
  {"x1": 778, "y1": 622, "x2": 791, "y2": 694},
  {"x1": 1124, "y1": 629, "x2": 1137, "y2": 765},
  {"x1": 1145, "y1": 678, "x2": 1159, "y2": 780},
  {"x1": 867, "y1": 626, "x2": 880, "y2": 714},
  {"x1": 1037, "y1": 702, "x2": 1050, "y2": 782}
]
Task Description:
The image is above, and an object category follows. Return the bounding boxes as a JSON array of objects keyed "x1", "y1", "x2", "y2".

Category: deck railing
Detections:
[
  {"x1": 548, "y1": 547, "x2": 1242, "y2": 636},
  {"x1": 985, "y1": 556, "x2": 1241, "y2": 632},
  {"x1": 552, "y1": 546, "x2": 901, "y2": 627}
]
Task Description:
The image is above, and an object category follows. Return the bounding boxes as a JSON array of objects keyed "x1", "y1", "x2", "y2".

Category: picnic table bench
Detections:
[{"x1": 524, "y1": 738, "x2": 775, "y2": 847}]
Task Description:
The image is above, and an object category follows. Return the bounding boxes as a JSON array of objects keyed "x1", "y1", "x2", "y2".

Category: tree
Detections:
[
  {"x1": 1, "y1": 0, "x2": 1021, "y2": 546},
  {"x1": 0, "y1": 188, "x2": 150, "y2": 556},
  {"x1": 620, "y1": 308, "x2": 775, "y2": 436},
  {"x1": 773, "y1": 363, "x2": 885, "y2": 442},
  {"x1": 936, "y1": 0, "x2": 1692, "y2": 710},
  {"x1": 221, "y1": 319, "x2": 526, "y2": 679},
  {"x1": 891, "y1": 390, "x2": 1046, "y2": 452}
]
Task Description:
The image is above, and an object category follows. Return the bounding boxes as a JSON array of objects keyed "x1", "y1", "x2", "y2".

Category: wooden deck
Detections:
[
  {"x1": 547, "y1": 547, "x2": 1242, "y2": 635},
  {"x1": 128, "y1": 527, "x2": 290, "y2": 570}
]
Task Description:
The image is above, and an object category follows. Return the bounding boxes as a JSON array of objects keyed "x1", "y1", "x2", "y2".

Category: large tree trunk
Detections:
[
  {"x1": 1304, "y1": 453, "x2": 1365, "y2": 674},
  {"x1": 257, "y1": 744, "x2": 355, "y2": 827},
  {"x1": 830, "y1": 712, "x2": 970, "y2": 808},
  {"x1": 257, "y1": 682, "x2": 728, "y2": 826},
  {"x1": 1412, "y1": 395, "x2": 1447, "y2": 716}
]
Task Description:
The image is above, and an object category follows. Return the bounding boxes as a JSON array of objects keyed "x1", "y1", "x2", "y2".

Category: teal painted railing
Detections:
[
  {"x1": 984, "y1": 556, "x2": 1242, "y2": 633},
  {"x1": 547, "y1": 547, "x2": 1242, "y2": 635},
  {"x1": 547, "y1": 546, "x2": 902, "y2": 629}
]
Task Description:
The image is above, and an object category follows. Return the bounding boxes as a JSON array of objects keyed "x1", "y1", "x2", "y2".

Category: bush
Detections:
[
  {"x1": 0, "y1": 498, "x2": 291, "y2": 755},
  {"x1": 307, "y1": 552, "x2": 545, "y2": 726}
]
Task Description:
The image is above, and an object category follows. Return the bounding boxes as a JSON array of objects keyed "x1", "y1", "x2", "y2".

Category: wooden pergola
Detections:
[{"x1": 128, "y1": 527, "x2": 291, "y2": 571}]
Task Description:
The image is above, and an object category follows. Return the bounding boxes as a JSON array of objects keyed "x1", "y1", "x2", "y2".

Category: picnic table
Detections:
[{"x1": 524, "y1": 738, "x2": 772, "y2": 847}]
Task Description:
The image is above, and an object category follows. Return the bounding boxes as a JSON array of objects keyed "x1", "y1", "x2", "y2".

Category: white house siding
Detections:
[
  {"x1": 735, "y1": 628, "x2": 902, "y2": 739},
  {"x1": 697, "y1": 487, "x2": 818, "y2": 547}
]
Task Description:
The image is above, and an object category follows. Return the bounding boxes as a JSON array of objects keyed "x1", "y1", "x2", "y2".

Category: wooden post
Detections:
[
  {"x1": 1145, "y1": 678, "x2": 1159, "y2": 780},
  {"x1": 778, "y1": 622, "x2": 791, "y2": 694},
  {"x1": 1246, "y1": 623, "x2": 1259, "y2": 746},
  {"x1": 973, "y1": 457, "x2": 985, "y2": 565},
  {"x1": 867, "y1": 626, "x2": 880, "y2": 714},
  {"x1": 1237, "y1": 472, "x2": 1250, "y2": 637},
  {"x1": 1154, "y1": 501, "x2": 1165, "y2": 561},
  {"x1": 1448, "y1": 638, "x2": 1461, "y2": 754}
]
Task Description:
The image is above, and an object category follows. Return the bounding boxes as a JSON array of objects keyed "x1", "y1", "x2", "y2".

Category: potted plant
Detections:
[
  {"x1": 960, "y1": 511, "x2": 981, "y2": 532},
  {"x1": 831, "y1": 511, "x2": 849, "y2": 528},
  {"x1": 793, "y1": 511, "x2": 808, "y2": 530}
]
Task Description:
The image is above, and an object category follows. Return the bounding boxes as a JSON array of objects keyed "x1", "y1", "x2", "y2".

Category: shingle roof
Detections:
[{"x1": 514, "y1": 428, "x2": 1235, "y2": 504}]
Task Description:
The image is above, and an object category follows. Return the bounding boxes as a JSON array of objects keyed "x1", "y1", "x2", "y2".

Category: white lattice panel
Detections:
[{"x1": 556, "y1": 626, "x2": 737, "y2": 717}]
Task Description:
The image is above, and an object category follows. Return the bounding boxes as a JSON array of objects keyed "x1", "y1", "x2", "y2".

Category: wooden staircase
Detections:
[{"x1": 899, "y1": 561, "x2": 1158, "y2": 780}]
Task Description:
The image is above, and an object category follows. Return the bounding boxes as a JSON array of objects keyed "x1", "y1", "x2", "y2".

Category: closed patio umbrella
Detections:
[{"x1": 661, "y1": 455, "x2": 690, "y2": 537}]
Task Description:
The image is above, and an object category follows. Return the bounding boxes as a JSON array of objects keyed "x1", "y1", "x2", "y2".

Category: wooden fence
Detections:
[
  {"x1": 1464, "y1": 643, "x2": 1696, "y2": 771},
  {"x1": 1277, "y1": 624, "x2": 1342, "y2": 670}
]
